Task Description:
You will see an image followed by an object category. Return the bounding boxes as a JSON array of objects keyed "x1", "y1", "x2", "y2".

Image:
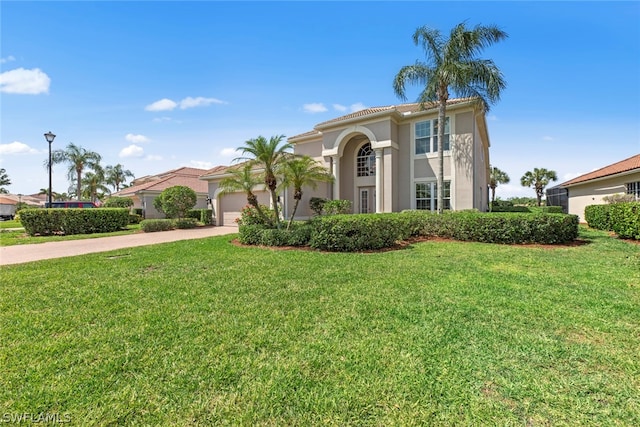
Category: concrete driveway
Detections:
[{"x1": 0, "y1": 226, "x2": 238, "y2": 266}]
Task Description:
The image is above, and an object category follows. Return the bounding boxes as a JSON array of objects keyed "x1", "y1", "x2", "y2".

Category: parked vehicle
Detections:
[
  {"x1": 0, "y1": 203, "x2": 17, "y2": 220},
  {"x1": 45, "y1": 201, "x2": 98, "y2": 208}
]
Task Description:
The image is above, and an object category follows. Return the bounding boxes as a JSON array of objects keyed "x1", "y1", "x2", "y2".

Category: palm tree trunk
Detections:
[
  {"x1": 288, "y1": 198, "x2": 300, "y2": 230},
  {"x1": 76, "y1": 170, "x2": 82, "y2": 201},
  {"x1": 248, "y1": 193, "x2": 272, "y2": 226},
  {"x1": 437, "y1": 92, "x2": 447, "y2": 214}
]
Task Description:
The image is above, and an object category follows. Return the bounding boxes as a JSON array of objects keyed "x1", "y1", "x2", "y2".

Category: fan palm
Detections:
[
  {"x1": 50, "y1": 143, "x2": 102, "y2": 200},
  {"x1": 105, "y1": 164, "x2": 135, "y2": 192},
  {"x1": 236, "y1": 135, "x2": 292, "y2": 228},
  {"x1": 489, "y1": 166, "x2": 510, "y2": 204},
  {"x1": 394, "y1": 22, "x2": 507, "y2": 213},
  {"x1": 281, "y1": 156, "x2": 334, "y2": 229},
  {"x1": 520, "y1": 168, "x2": 558, "y2": 206}
]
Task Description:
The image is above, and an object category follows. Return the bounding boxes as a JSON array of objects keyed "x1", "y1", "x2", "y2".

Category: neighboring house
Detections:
[
  {"x1": 113, "y1": 167, "x2": 212, "y2": 219},
  {"x1": 556, "y1": 154, "x2": 640, "y2": 222},
  {"x1": 202, "y1": 98, "x2": 492, "y2": 225}
]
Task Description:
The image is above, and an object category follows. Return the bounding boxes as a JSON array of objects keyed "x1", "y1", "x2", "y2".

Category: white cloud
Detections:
[
  {"x1": 179, "y1": 96, "x2": 226, "y2": 109},
  {"x1": 145, "y1": 98, "x2": 178, "y2": 111},
  {"x1": 190, "y1": 160, "x2": 214, "y2": 169},
  {"x1": 145, "y1": 154, "x2": 163, "y2": 161},
  {"x1": 0, "y1": 141, "x2": 40, "y2": 155},
  {"x1": 119, "y1": 144, "x2": 144, "y2": 158},
  {"x1": 0, "y1": 68, "x2": 50, "y2": 94},
  {"x1": 543, "y1": 136, "x2": 554, "y2": 141},
  {"x1": 303, "y1": 103, "x2": 328, "y2": 113},
  {"x1": 333, "y1": 104, "x2": 347, "y2": 112},
  {"x1": 125, "y1": 133, "x2": 150, "y2": 143},
  {"x1": 350, "y1": 102, "x2": 367, "y2": 112},
  {"x1": 152, "y1": 116, "x2": 173, "y2": 122},
  {"x1": 0, "y1": 55, "x2": 16, "y2": 64},
  {"x1": 219, "y1": 147, "x2": 239, "y2": 158}
]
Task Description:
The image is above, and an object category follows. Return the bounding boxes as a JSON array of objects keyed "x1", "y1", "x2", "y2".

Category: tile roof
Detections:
[
  {"x1": 289, "y1": 98, "x2": 477, "y2": 140},
  {"x1": 561, "y1": 154, "x2": 640, "y2": 187},
  {"x1": 116, "y1": 167, "x2": 210, "y2": 195}
]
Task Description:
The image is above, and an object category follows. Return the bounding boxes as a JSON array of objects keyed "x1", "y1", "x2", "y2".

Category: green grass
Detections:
[
  {"x1": 0, "y1": 219, "x2": 22, "y2": 229},
  {"x1": 0, "y1": 224, "x2": 141, "y2": 246},
  {"x1": 1, "y1": 228, "x2": 639, "y2": 425}
]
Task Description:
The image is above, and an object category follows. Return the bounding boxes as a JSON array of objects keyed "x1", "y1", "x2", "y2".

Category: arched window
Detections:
[{"x1": 356, "y1": 142, "x2": 375, "y2": 177}]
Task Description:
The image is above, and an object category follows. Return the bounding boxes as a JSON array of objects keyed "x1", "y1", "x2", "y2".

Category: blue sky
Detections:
[{"x1": 1, "y1": 1, "x2": 639, "y2": 199}]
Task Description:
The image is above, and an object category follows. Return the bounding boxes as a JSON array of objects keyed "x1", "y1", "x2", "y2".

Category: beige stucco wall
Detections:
[{"x1": 567, "y1": 172, "x2": 640, "y2": 221}]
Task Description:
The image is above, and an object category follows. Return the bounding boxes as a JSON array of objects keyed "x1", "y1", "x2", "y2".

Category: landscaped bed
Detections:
[{"x1": 1, "y1": 226, "x2": 638, "y2": 425}]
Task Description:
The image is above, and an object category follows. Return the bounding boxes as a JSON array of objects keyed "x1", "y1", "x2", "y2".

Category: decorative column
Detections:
[
  {"x1": 375, "y1": 149, "x2": 383, "y2": 213},
  {"x1": 332, "y1": 156, "x2": 340, "y2": 200}
]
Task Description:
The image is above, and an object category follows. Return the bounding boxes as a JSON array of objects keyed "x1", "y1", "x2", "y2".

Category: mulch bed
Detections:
[{"x1": 230, "y1": 236, "x2": 593, "y2": 253}]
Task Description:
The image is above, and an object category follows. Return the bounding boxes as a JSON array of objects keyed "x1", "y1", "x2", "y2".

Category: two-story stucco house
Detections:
[{"x1": 202, "y1": 98, "x2": 492, "y2": 225}]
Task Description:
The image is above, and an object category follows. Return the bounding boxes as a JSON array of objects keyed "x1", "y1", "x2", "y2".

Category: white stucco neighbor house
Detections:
[
  {"x1": 114, "y1": 167, "x2": 212, "y2": 219},
  {"x1": 201, "y1": 98, "x2": 492, "y2": 226},
  {"x1": 557, "y1": 154, "x2": 640, "y2": 222}
]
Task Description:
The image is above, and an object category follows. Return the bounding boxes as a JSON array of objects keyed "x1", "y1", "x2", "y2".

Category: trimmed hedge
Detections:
[
  {"x1": 20, "y1": 208, "x2": 129, "y2": 236},
  {"x1": 140, "y1": 219, "x2": 174, "y2": 233},
  {"x1": 586, "y1": 202, "x2": 640, "y2": 240},
  {"x1": 238, "y1": 223, "x2": 313, "y2": 247},
  {"x1": 307, "y1": 211, "x2": 579, "y2": 252},
  {"x1": 187, "y1": 209, "x2": 213, "y2": 225},
  {"x1": 584, "y1": 204, "x2": 612, "y2": 231},
  {"x1": 490, "y1": 205, "x2": 564, "y2": 214}
]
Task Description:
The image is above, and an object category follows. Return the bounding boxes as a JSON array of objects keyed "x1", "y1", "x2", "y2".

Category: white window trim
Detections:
[
  {"x1": 411, "y1": 115, "x2": 454, "y2": 158},
  {"x1": 412, "y1": 177, "x2": 454, "y2": 211}
]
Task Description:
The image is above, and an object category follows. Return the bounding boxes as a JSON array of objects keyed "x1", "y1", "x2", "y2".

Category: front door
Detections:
[{"x1": 359, "y1": 187, "x2": 376, "y2": 214}]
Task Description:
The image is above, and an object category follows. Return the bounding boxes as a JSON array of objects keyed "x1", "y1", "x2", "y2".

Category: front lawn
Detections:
[
  {"x1": 1, "y1": 228, "x2": 638, "y2": 425},
  {"x1": 0, "y1": 224, "x2": 141, "y2": 246}
]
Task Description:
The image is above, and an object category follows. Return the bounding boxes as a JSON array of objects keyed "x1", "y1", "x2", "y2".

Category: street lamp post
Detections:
[{"x1": 44, "y1": 131, "x2": 56, "y2": 207}]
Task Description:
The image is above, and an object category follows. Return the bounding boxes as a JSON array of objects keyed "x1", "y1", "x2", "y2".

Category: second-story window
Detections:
[
  {"x1": 415, "y1": 118, "x2": 450, "y2": 155},
  {"x1": 356, "y1": 142, "x2": 376, "y2": 177}
]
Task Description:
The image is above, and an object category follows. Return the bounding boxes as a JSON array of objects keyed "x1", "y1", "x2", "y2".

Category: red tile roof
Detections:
[
  {"x1": 561, "y1": 154, "x2": 640, "y2": 186},
  {"x1": 116, "y1": 167, "x2": 210, "y2": 195}
]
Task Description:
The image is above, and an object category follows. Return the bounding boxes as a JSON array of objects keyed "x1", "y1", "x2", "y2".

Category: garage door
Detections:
[{"x1": 219, "y1": 192, "x2": 270, "y2": 226}]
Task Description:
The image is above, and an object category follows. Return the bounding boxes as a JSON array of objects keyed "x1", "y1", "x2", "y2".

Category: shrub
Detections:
[
  {"x1": 603, "y1": 193, "x2": 637, "y2": 204},
  {"x1": 237, "y1": 205, "x2": 274, "y2": 226},
  {"x1": 324, "y1": 199, "x2": 352, "y2": 215},
  {"x1": 20, "y1": 208, "x2": 129, "y2": 236},
  {"x1": 102, "y1": 197, "x2": 134, "y2": 208},
  {"x1": 140, "y1": 219, "x2": 174, "y2": 233},
  {"x1": 309, "y1": 197, "x2": 328, "y2": 216},
  {"x1": 174, "y1": 218, "x2": 198, "y2": 229},
  {"x1": 309, "y1": 214, "x2": 406, "y2": 252},
  {"x1": 490, "y1": 205, "x2": 531, "y2": 213},
  {"x1": 129, "y1": 213, "x2": 143, "y2": 224},
  {"x1": 133, "y1": 208, "x2": 143, "y2": 217},
  {"x1": 238, "y1": 223, "x2": 313, "y2": 246},
  {"x1": 585, "y1": 204, "x2": 612, "y2": 231},
  {"x1": 608, "y1": 202, "x2": 640, "y2": 240},
  {"x1": 187, "y1": 209, "x2": 213, "y2": 225},
  {"x1": 153, "y1": 186, "x2": 197, "y2": 219}
]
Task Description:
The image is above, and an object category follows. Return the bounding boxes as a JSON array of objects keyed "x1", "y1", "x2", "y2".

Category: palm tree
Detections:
[
  {"x1": 81, "y1": 165, "x2": 110, "y2": 203},
  {"x1": 219, "y1": 162, "x2": 272, "y2": 226},
  {"x1": 281, "y1": 156, "x2": 334, "y2": 229},
  {"x1": 236, "y1": 135, "x2": 292, "y2": 228},
  {"x1": 0, "y1": 168, "x2": 11, "y2": 193},
  {"x1": 489, "y1": 166, "x2": 510, "y2": 204},
  {"x1": 393, "y1": 22, "x2": 507, "y2": 213},
  {"x1": 520, "y1": 168, "x2": 558, "y2": 206},
  {"x1": 105, "y1": 164, "x2": 135, "y2": 192},
  {"x1": 51, "y1": 143, "x2": 102, "y2": 200}
]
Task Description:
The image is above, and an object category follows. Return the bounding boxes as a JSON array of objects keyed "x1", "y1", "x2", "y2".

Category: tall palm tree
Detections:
[
  {"x1": 219, "y1": 162, "x2": 272, "y2": 226},
  {"x1": 105, "y1": 164, "x2": 135, "y2": 192},
  {"x1": 51, "y1": 143, "x2": 102, "y2": 200},
  {"x1": 236, "y1": 135, "x2": 292, "y2": 228},
  {"x1": 281, "y1": 156, "x2": 334, "y2": 229},
  {"x1": 0, "y1": 168, "x2": 11, "y2": 193},
  {"x1": 394, "y1": 22, "x2": 507, "y2": 213},
  {"x1": 489, "y1": 166, "x2": 510, "y2": 204},
  {"x1": 81, "y1": 165, "x2": 110, "y2": 203},
  {"x1": 520, "y1": 168, "x2": 558, "y2": 206}
]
